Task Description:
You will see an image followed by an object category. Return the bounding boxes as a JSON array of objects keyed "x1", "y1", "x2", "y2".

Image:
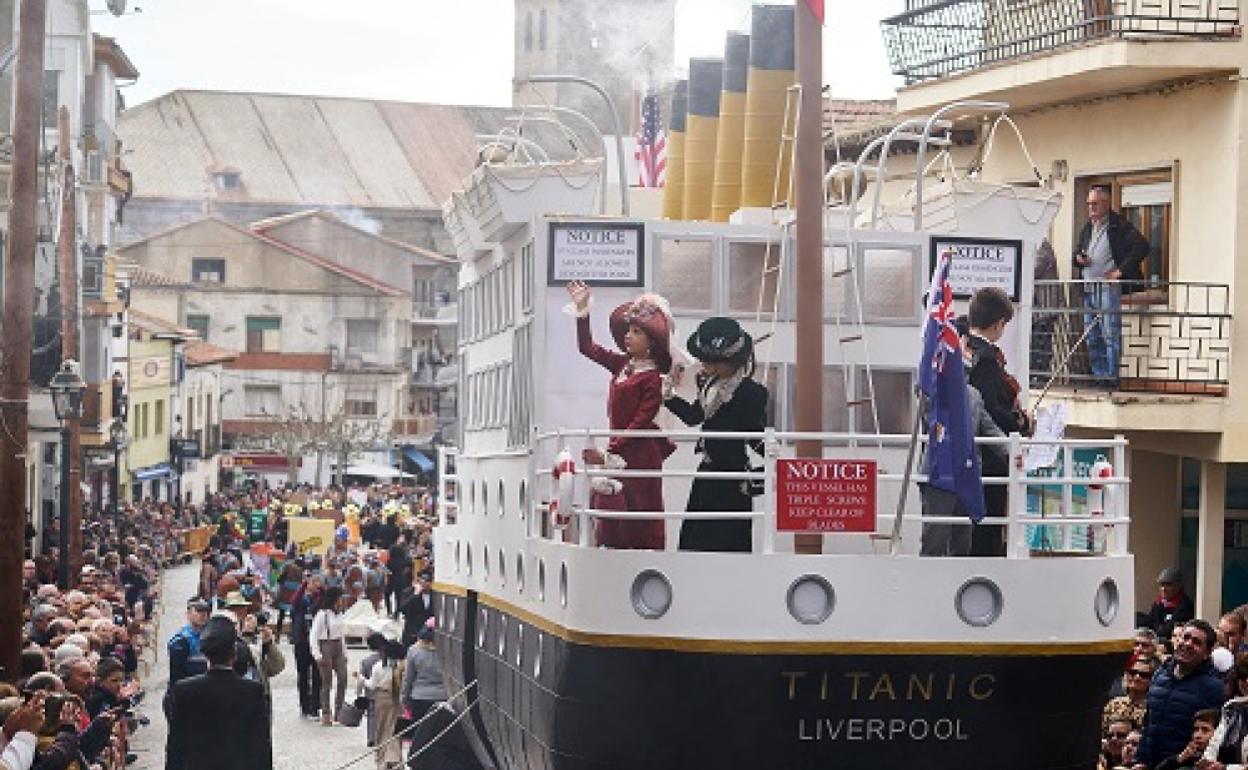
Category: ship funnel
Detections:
[
  {"x1": 661, "y1": 79, "x2": 689, "y2": 220},
  {"x1": 682, "y1": 57, "x2": 724, "y2": 222},
  {"x1": 711, "y1": 32, "x2": 750, "y2": 222},
  {"x1": 740, "y1": 3, "x2": 795, "y2": 209}
]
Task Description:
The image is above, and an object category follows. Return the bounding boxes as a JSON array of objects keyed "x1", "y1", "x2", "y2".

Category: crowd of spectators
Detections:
[
  {"x1": 1, "y1": 500, "x2": 169, "y2": 770},
  {"x1": 1102, "y1": 568, "x2": 1248, "y2": 770}
]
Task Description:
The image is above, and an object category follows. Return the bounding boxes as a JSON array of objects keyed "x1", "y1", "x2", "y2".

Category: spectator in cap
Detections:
[
  {"x1": 402, "y1": 624, "x2": 447, "y2": 769},
  {"x1": 166, "y1": 598, "x2": 212, "y2": 688},
  {"x1": 1148, "y1": 567, "x2": 1195, "y2": 642},
  {"x1": 165, "y1": 615, "x2": 271, "y2": 770},
  {"x1": 663, "y1": 316, "x2": 768, "y2": 553}
]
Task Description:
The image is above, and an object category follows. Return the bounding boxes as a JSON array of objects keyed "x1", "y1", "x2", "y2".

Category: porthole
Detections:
[
  {"x1": 498, "y1": 548, "x2": 506, "y2": 587},
  {"x1": 538, "y1": 559, "x2": 546, "y2": 602},
  {"x1": 497, "y1": 616, "x2": 507, "y2": 656},
  {"x1": 438, "y1": 595, "x2": 447, "y2": 628},
  {"x1": 956, "y1": 577, "x2": 1003, "y2": 627},
  {"x1": 483, "y1": 543, "x2": 491, "y2": 580},
  {"x1": 515, "y1": 624, "x2": 524, "y2": 667},
  {"x1": 516, "y1": 554, "x2": 525, "y2": 593},
  {"x1": 1095, "y1": 578, "x2": 1119, "y2": 627},
  {"x1": 467, "y1": 479, "x2": 476, "y2": 515},
  {"x1": 454, "y1": 540, "x2": 461, "y2": 573},
  {"x1": 533, "y1": 632, "x2": 543, "y2": 679},
  {"x1": 477, "y1": 608, "x2": 488, "y2": 648},
  {"x1": 630, "y1": 570, "x2": 672, "y2": 619},
  {"x1": 786, "y1": 575, "x2": 835, "y2": 625},
  {"x1": 559, "y1": 562, "x2": 569, "y2": 608},
  {"x1": 481, "y1": 481, "x2": 489, "y2": 517},
  {"x1": 465, "y1": 542, "x2": 473, "y2": 576},
  {"x1": 498, "y1": 480, "x2": 506, "y2": 517},
  {"x1": 449, "y1": 597, "x2": 458, "y2": 633},
  {"x1": 519, "y1": 481, "x2": 528, "y2": 521}
]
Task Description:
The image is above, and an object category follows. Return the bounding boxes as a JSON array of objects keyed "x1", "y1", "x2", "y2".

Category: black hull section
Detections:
[{"x1": 438, "y1": 595, "x2": 1126, "y2": 770}]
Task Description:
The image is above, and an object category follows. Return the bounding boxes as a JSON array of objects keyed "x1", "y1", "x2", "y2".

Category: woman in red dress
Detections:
[{"x1": 566, "y1": 281, "x2": 676, "y2": 550}]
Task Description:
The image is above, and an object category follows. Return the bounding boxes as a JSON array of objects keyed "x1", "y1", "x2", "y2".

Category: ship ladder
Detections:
[{"x1": 751, "y1": 84, "x2": 802, "y2": 422}]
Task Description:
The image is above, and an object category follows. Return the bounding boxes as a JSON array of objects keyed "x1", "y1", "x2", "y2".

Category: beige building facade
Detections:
[{"x1": 881, "y1": 2, "x2": 1246, "y2": 617}]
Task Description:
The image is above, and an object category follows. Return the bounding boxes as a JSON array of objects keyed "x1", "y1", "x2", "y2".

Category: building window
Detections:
[
  {"x1": 42, "y1": 70, "x2": 60, "y2": 130},
  {"x1": 212, "y1": 171, "x2": 241, "y2": 190},
  {"x1": 191, "y1": 258, "x2": 225, "y2": 283},
  {"x1": 524, "y1": 11, "x2": 534, "y2": 52},
  {"x1": 345, "y1": 386, "x2": 378, "y2": 417},
  {"x1": 154, "y1": 399, "x2": 164, "y2": 435},
  {"x1": 243, "y1": 385, "x2": 281, "y2": 417},
  {"x1": 1081, "y1": 169, "x2": 1173, "y2": 285},
  {"x1": 539, "y1": 8, "x2": 548, "y2": 51},
  {"x1": 346, "y1": 319, "x2": 379, "y2": 354},
  {"x1": 186, "y1": 314, "x2": 210, "y2": 341},
  {"x1": 245, "y1": 316, "x2": 281, "y2": 353}
]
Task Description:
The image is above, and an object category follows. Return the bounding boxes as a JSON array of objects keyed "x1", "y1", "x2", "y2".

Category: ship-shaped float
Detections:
[{"x1": 430, "y1": 5, "x2": 1132, "y2": 769}]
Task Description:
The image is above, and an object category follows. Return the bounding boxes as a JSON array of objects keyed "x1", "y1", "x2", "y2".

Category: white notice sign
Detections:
[
  {"x1": 548, "y1": 222, "x2": 645, "y2": 286},
  {"x1": 931, "y1": 237, "x2": 1022, "y2": 301}
]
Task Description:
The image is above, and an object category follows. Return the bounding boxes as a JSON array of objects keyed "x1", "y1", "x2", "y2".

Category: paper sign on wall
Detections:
[{"x1": 548, "y1": 222, "x2": 645, "y2": 286}]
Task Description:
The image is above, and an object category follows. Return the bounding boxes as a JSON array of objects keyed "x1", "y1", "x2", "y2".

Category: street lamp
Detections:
[
  {"x1": 109, "y1": 418, "x2": 128, "y2": 517},
  {"x1": 49, "y1": 360, "x2": 85, "y2": 590}
]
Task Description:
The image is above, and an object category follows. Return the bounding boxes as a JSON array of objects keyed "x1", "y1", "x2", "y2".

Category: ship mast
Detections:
[{"x1": 793, "y1": 0, "x2": 824, "y2": 554}]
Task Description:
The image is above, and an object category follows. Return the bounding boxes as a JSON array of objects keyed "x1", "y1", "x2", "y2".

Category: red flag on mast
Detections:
[{"x1": 805, "y1": 0, "x2": 824, "y2": 24}]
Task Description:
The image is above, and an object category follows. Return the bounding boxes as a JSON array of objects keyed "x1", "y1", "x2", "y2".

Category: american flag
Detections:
[
  {"x1": 635, "y1": 91, "x2": 666, "y2": 188},
  {"x1": 918, "y1": 250, "x2": 985, "y2": 522}
]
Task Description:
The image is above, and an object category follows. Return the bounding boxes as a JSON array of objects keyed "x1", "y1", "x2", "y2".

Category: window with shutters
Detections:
[{"x1": 245, "y1": 317, "x2": 281, "y2": 353}]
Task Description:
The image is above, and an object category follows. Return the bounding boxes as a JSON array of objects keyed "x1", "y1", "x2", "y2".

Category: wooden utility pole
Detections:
[
  {"x1": 793, "y1": 0, "x2": 825, "y2": 555},
  {"x1": 57, "y1": 106, "x2": 83, "y2": 581},
  {"x1": 0, "y1": 0, "x2": 47, "y2": 683}
]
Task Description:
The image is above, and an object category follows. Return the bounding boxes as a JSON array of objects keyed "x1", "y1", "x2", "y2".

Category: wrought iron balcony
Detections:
[
  {"x1": 882, "y1": 0, "x2": 1241, "y2": 84},
  {"x1": 1031, "y1": 280, "x2": 1230, "y2": 395}
]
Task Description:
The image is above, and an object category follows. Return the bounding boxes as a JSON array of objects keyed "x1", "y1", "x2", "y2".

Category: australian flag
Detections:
[{"x1": 918, "y1": 251, "x2": 985, "y2": 522}]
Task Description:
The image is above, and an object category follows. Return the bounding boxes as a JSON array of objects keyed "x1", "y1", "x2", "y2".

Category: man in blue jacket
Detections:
[{"x1": 1136, "y1": 619, "x2": 1225, "y2": 769}]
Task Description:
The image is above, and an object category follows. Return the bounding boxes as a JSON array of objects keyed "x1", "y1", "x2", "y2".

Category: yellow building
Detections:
[
  {"x1": 125, "y1": 314, "x2": 181, "y2": 502},
  {"x1": 881, "y1": 1, "x2": 1243, "y2": 616}
]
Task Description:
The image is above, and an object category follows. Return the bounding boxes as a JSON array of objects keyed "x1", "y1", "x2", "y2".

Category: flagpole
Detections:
[{"x1": 888, "y1": 402, "x2": 925, "y2": 555}]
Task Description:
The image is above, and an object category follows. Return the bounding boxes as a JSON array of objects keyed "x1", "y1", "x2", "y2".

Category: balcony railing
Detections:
[
  {"x1": 1031, "y1": 279, "x2": 1230, "y2": 395},
  {"x1": 882, "y1": 0, "x2": 1241, "y2": 84}
]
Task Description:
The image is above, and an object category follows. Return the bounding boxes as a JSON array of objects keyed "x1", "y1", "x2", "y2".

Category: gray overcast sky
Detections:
[{"x1": 93, "y1": 1, "x2": 905, "y2": 109}]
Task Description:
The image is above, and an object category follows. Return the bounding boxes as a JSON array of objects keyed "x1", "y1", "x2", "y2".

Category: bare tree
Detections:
[{"x1": 270, "y1": 405, "x2": 320, "y2": 486}]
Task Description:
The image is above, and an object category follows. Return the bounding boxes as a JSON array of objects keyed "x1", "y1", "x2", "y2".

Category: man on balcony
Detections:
[{"x1": 1074, "y1": 185, "x2": 1150, "y2": 384}]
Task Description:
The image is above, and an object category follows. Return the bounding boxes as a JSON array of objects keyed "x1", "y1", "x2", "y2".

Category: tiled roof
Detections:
[
  {"x1": 184, "y1": 341, "x2": 238, "y2": 367},
  {"x1": 119, "y1": 90, "x2": 577, "y2": 210},
  {"x1": 823, "y1": 97, "x2": 898, "y2": 149},
  {"x1": 128, "y1": 308, "x2": 197, "y2": 338},
  {"x1": 250, "y1": 209, "x2": 456, "y2": 264},
  {"x1": 116, "y1": 216, "x2": 406, "y2": 297}
]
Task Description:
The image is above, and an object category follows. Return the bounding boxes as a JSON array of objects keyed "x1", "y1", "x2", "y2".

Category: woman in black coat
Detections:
[{"x1": 664, "y1": 317, "x2": 768, "y2": 553}]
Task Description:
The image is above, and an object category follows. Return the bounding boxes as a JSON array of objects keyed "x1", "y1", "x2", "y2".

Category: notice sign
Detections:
[
  {"x1": 930, "y1": 236, "x2": 1022, "y2": 301},
  {"x1": 548, "y1": 221, "x2": 645, "y2": 286},
  {"x1": 776, "y1": 459, "x2": 877, "y2": 533}
]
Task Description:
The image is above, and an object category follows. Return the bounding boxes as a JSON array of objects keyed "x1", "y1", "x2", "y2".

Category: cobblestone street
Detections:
[{"x1": 132, "y1": 563, "x2": 375, "y2": 770}]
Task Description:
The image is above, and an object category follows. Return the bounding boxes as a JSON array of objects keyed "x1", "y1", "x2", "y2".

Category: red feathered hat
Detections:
[{"x1": 609, "y1": 294, "x2": 674, "y2": 374}]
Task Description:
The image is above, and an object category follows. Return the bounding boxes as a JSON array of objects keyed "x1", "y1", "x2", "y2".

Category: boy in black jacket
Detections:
[{"x1": 965, "y1": 287, "x2": 1032, "y2": 556}]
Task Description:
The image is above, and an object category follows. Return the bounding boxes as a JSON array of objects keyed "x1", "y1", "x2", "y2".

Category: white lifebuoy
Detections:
[{"x1": 553, "y1": 449, "x2": 576, "y2": 529}]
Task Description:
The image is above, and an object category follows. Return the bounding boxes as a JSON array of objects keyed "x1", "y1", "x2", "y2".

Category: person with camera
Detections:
[
  {"x1": 239, "y1": 611, "x2": 285, "y2": 720},
  {"x1": 1, "y1": 691, "x2": 45, "y2": 770},
  {"x1": 165, "y1": 615, "x2": 271, "y2": 770}
]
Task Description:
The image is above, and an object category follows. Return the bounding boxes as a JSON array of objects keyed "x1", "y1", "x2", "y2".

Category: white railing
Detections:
[{"x1": 440, "y1": 429, "x2": 1129, "y2": 559}]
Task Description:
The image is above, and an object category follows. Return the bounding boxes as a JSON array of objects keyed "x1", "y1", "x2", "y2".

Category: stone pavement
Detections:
[{"x1": 130, "y1": 563, "x2": 377, "y2": 770}]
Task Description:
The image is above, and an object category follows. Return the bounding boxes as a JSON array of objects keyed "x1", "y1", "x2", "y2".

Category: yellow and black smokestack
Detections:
[
  {"x1": 740, "y1": 3, "x2": 796, "y2": 209},
  {"x1": 682, "y1": 57, "x2": 724, "y2": 222},
  {"x1": 661, "y1": 79, "x2": 689, "y2": 220},
  {"x1": 711, "y1": 32, "x2": 750, "y2": 222}
]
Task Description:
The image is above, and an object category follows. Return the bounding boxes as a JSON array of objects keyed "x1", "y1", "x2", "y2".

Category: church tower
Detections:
[{"x1": 513, "y1": 0, "x2": 677, "y2": 136}]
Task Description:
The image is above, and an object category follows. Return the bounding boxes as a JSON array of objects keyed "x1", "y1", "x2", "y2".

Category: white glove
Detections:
[{"x1": 590, "y1": 477, "x2": 623, "y2": 496}]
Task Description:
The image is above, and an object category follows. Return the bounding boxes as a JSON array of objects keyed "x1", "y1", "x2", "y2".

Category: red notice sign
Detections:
[{"x1": 775, "y1": 459, "x2": 877, "y2": 533}]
